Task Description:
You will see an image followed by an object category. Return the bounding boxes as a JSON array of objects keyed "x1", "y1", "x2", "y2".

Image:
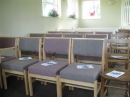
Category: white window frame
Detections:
[
  {"x1": 82, "y1": 0, "x2": 100, "y2": 19},
  {"x1": 42, "y1": 0, "x2": 61, "y2": 17},
  {"x1": 67, "y1": 0, "x2": 78, "y2": 19}
]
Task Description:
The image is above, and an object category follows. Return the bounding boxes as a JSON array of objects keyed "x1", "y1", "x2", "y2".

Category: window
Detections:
[
  {"x1": 42, "y1": 0, "x2": 61, "y2": 17},
  {"x1": 67, "y1": 0, "x2": 78, "y2": 18},
  {"x1": 82, "y1": 0, "x2": 100, "y2": 19}
]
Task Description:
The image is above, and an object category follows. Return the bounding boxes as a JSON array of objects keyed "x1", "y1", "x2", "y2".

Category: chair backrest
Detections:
[
  {"x1": 18, "y1": 37, "x2": 42, "y2": 60},
  {"x1": 85, "y1": 34, "x2": 108, "y2": 39},
  {"x1": 48, "y1": 31, "x2": 62, "y2": 33},
  {"x1": 72, "y1": 38, "x2": 105, "y2": 72},
  {"x1": 104, "y1": 39, "x2": 130, "y2": 69},
  {"x1": 0, "y1": 37, "x2": 17, "y2": 49},
  {"x1": 111, "y1": 33, "x2": 129, "y2": 39},
  {"x1": 95, "y1": 32, "x2": 112, "y2": 39},
  {"x1": 29, "y1": 33, "x2": 44, "y2": 37},
  {"x1": 64, "y1": 33, "x2": 84, "y2": 38},
  {"x1": 61, "y1": 31, "x2": 76, "y2": 34},
  {"x1": 43, "y1": 38, "x2": 71, "y2": 64},
  {"x1": 44, "y1": 33, "x2": 63, "y2": 37},
  {"x1": 76, "y1": 31, "x2": 94, "y2": 34}
]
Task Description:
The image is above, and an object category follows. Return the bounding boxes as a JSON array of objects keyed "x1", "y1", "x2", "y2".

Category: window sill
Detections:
[{"x1": 42, "y1": 16, "x2": 63, "y2": 19}]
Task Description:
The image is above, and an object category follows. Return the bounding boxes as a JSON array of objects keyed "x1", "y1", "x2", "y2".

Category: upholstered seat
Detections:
[
  {"x1": 2, "y1": 58, "x2": 38, "y2": 71},
  {"x1": 28, "y1": 60, "x2": 68, "y2": 77},
  {"x1": 1, "y1": 56, "x2": 16, "y2": 63},
  {"x1": 60, "y1": 63, "x2": 101, "y2": 83}
]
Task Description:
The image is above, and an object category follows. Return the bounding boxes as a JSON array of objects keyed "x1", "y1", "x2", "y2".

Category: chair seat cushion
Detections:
[
  {"x1": 2, "y1": 58, "x2": 39, "y2": 71},
  {"x1": 28, "y1": 60, "x2": 68, "y2": 77},
  {"x1": 1, "y1": 56, "x2": 16, "y2": 63},
  {"x1": 60, "y1": 63, "x2": 101, "y2": 83}
]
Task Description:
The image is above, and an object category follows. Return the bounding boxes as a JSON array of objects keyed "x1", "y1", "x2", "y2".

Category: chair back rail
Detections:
[
  {"x1": 85, "y1": 34, "x2": 108, "y2": 39},
  {"x1": 63, "y1": 33, "x2": 84, "y2": 38}
]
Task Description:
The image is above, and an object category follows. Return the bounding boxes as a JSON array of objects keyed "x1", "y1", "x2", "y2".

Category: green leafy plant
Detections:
[
  {"x1": 68, "y1": 13, "x2": 76, "y2": 19},
  {"x1": 48, "y1": 9, "x2": 59, "y2": 17}
]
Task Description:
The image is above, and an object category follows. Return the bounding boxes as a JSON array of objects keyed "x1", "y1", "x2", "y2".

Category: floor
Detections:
[{"x1": 0, "y1": 76, "x2": 98, "y2": 97}]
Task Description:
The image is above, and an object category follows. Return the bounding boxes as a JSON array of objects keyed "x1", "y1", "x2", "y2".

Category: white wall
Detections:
[
  {"x1": 79, "y1": 0, "x2": 121, "y2": 28},
  {"x1": 0, "y1": 0, "x2": 79, "y2": 36}
]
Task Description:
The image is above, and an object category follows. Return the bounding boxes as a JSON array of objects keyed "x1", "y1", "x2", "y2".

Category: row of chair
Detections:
[{"x1": 0, "y1": 37, "x2": 130, "y2": 97}]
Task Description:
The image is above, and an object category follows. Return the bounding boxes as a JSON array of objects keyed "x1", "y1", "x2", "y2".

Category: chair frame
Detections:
[
  {"x1": 2, "y1": 37, "x2": 42, "y2": 95},
  {"x1": 0, "y1": 37, "x2": 18, "y2": 89},
  {"x1": 28, "y1": 37, "x2": 71, "y2": 97},
  {"x1": 60, "y1": 38, "x2": 105, "y2": 97}
]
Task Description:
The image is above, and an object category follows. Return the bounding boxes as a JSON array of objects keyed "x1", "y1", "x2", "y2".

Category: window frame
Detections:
[
  {"x1": 42, "y1": 0, "x2": 61, "y2": 17},
  {"x1": 82, "y1": 0, "x2": 101, "y2": 19},
  {"x1": 67, "y1": 0, "x2": 78, "y2": 19}
]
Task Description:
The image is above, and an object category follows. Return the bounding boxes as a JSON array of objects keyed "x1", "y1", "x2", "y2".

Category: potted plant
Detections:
[{"x1": 48, "y1": 9, "x2": 59, "y2": 17}]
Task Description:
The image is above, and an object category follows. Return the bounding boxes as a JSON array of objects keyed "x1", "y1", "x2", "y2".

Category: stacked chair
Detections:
[
  {"x1": 100, "y1": 39, "x2": 130, "y2": 97},
  {"x1": 0, "y1": 37, "x2": 17, "y2": 89},
  {"x1": 1, "y1": 37, "x2": 42, "y2": 95}
]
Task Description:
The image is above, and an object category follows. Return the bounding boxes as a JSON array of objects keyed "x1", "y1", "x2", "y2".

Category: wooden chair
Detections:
[
  {"x1": 44, "y1": 33, "x2": 63, "y2": 37},
  {"x1": 85, "y1": 34, "x2": 108, "y2": 39},
  {"x1": 76, "y1": 31, "x2": 94, "y2": 34},
  {"x1": 28, "y1": 37, "x2": 71, "y2": 97},
  {"x1": 60, "y1": 38, "x2": 105, "y2": 97},
  {"x1": 95, "y1": 32, "x2": 113, "y2": 39},
  {"x1": 0, "y1": 37, "x2": 18, "y2": 89},
  {"x1": 100, "y1": 39, "x2": 130, "y2": 97},
  {"x1": 111, "y1": 33, "x2": 129, "y2": 39},
  {"x1": 29, "y1": 33, "x2": 44, "y2": 37},
  {"x1": 2, "y1": 37, "x2": 42, "y2": 95},
  {"x1": 118, "y1": 29, "x2": 130, "y2": 35}
]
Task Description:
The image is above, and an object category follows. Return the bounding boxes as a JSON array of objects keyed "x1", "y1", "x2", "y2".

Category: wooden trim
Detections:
[{"x1": 60, "y1": 78, "x2": 94, "y2": 87}]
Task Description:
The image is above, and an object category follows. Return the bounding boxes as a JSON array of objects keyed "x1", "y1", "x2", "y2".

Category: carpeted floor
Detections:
[{"x1": 0, "y1": 76, "x2": 99, "y2": 97}]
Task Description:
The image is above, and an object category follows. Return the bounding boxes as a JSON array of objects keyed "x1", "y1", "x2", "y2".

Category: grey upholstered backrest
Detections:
[
  {"x1": 19, "y1": 38, "x2": 40, "y2": 52},
  {"x1": 86, "y1": 34, "x2": 108, "y2": 39},
  {"x1": 45, "y1": 34, "x2": 62, "y2": 37},
  {"x1": 95, "y1": 32, "x2": 112, "y2": 39},
  {"x1": 61, "y1": 31, "x2": 76, "y2": 34},
  {"x1": 30, "y1": 33, "x2": 44, "y2": 37},
  {"x1": 64, "y1": 34, "x2": 83, "y2": 38},
  {"x1": 44, "y1": 38, "x2": 70, "y2": 54},
  {"x1": 0, "y1": 37, "x2": 16, "y2": 48},
  {"x1": 73, "y1": 39, "x2": 103, "y2": 57}
]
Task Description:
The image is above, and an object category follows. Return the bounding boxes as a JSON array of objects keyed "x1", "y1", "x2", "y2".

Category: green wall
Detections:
[{"x1": 0, "y1": 0, "x2": 79, "y2": 36}]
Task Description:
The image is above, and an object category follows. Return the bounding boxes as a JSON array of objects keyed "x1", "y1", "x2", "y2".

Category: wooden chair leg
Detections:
[
  {"x1": 28, "y1": 74, "x2": 33, "y2": 96},
  {"x1": 100, "y1": 77, "x2": 105, "y2": 97},
  {"x1": 24, "y1": 70, "x2": 29, "y2": 95},
  {"x1": 0, "y1": 72, "x2": 2, "y2": 89},
  {"x1": 2, "y1": 69, "x2": 7, "y2": 89},
  {"x1": 94, "y1": 80, "x2": 97, "y2": 97},
  {"x1": 56, "y1": 75, "x2": 62, "y2": 97}
]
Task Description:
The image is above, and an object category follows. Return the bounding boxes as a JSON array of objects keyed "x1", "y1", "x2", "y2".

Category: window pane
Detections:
[
  {"x1": 43, "y1": 4, "x2": 53, "y2": 16},
  {"x1": 82, "y1": 1, "x2": 100, "y2": 19},
  {"x1": 42, "y1": 0, "x2": 53, "y2": 3}
]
